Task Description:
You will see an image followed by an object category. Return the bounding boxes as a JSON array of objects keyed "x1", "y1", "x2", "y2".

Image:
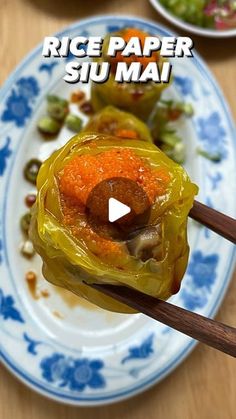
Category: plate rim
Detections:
[
  {"x1": 0, "y1": 14, "x2": 236, "y2": 406},
  {"x1": 149, "y1": 0, "x2": 236, "y2": 38}
]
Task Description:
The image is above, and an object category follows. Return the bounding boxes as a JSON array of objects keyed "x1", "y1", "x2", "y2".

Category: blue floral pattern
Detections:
[
  {"x1": 16, "y1": 77, "x2": 39, "y2": 100},
  {"x1": 107, "y1": 25, "x2": 123, "y2": 33},
  {"x1": 40, "y1": 354, "x2": 105, "y2": 391},
  {"x1": 181, "y1": 251, "x2": 219, "y2": 310},
  {"x1": 197, "y1": 112, "x2": 227, "y2": 160},
  {"x1": 188, "y1": 251, "x2": 219, "y2": 290},
  {"x1": 1, "y1": 91, "x2": 31, "y2": 127},
  {"x1": 0, "y1": 289, "x2": 24, "y2": 323},
  {"x1": 64, "y1": 30, "x2": 89, "y2": 61},
  {"x1": 1, "y1": 76, "x2": 39, "y2": 127},
  {"x1": 39, "y1": 62, "x2": 58, "y2": 75},
  {"x1": 0, "y1": 137, "x2": 12, "y2": 176},
  {"x1": 204, "y1": 197, "x2": 214, "y2": 238},
  {"x1": 23, "y1": 333, "x2": 42, "y2": 355},
  {"x1": 174, "y1": 76, "x2": 196, "y2": 99},
  {"x1": 0, "y1": 239, "x2": 2, "y2": 264},
  {"x1": 121, "y1": 334, "x2": 154, "y2": 364},
  {"x1": 181, "y1": 290, "x2": 208, "y2": 311},
  {"x1": 65, "y1": 51, "x2": 77, "y2": 62},
  {"x1": 208, "y1": 172, "x2": 222, "y2": 190}
]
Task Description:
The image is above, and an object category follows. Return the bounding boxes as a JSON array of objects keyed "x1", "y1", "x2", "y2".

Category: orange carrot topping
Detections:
[
  {"x1": 59, "y1": 148, "x2": 170, "y2": 206},
  {"x1": 109, "y1": 28, "x2": 159, "y2": 73},
  {"x1": 60, "y1": 195, "x2": 123, "y2": 258},
  {"x1": 115, "y1": 129, "x2": 139, "y2": 139},
  {"x1": 71, "y1": 224, "x2": 123, "y2": 256},
  {"x1": 58, "y1": 147, "x2": 170, "y2": 258}
]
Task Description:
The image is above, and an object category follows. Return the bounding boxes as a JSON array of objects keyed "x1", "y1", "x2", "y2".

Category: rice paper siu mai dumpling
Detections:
[
  {"x1": 83, "y1": 105, "x2": 152, "y2": 142},
  {"x1": 30, "y1": 132, "x2": 198, "y2": 313},
  {"x1": 91, "y1": 28, "x2": 169, "y2": 122}
]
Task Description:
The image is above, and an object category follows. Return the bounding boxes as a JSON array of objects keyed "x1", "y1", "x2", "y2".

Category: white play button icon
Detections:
[
  {"x1": 108, "y1": 197, "x2": 131, "y2": 223},
  {"x1": 86, "y1": 177, "x2": 151, "y2": 238}
]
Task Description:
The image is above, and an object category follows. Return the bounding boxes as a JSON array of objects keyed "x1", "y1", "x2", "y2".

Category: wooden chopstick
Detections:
[
  {"x1": 189, "y1": 200, "x2": 236, "y2": 244},
  {"x1": 89, "y1": 283, "x2": 236, "y2": 358},
  {"x1": 87, "y1": 201, "x2": 236, "y2": 357}
]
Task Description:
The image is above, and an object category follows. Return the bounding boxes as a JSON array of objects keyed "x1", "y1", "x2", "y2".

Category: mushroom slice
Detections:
[{"x1": 127, "y1": 225, "x2": 162, "y2": 262}]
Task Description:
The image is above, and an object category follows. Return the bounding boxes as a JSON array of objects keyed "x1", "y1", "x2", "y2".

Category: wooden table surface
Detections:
[{"x1": 1, "y1": 0, "x2": 236, "y2": 418}]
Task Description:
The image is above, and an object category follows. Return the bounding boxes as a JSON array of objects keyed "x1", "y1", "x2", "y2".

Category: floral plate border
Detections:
[{"x1": 0, "y1": 16, "x2": 236, "y2": 405}]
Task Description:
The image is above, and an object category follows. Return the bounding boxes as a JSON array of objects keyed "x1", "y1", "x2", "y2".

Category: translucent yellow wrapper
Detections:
[
  {"x1": 30, "y1": 133, "x2": 198, "y2": 313},
  {"x1": 91, "y1": 29, "x2": 169, "y2": 121},
  {"x1": 83, "y1": 106, "x2": 152, "y2": 142}
]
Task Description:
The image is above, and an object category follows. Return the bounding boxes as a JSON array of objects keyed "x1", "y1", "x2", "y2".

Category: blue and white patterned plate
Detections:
[{"x1": 0, "y1": 16, "x2": 236, "y2": 406}]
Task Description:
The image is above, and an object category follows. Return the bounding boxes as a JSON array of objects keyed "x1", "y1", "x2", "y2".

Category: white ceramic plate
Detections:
[
  {"x1": 0, "y1": 16, "x2": 236, "y2": 406},
  {"x1": 149, "y1": 0, "x2": 236, "y2": 38}
]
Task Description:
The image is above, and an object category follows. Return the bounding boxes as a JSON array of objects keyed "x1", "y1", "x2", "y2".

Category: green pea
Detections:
[
  {"x1": 37, "y1": 116, "x2": 61, "y2": 135},
  {"x1": 47, "y1": 102, "x2": 68, "y2": 121},
  {"x1": 20, "y1": 212, "x2": 32, "y2": 236},
  {"x1": 47, "y1": 95, "x2": 68, "y2": 108},
  {"x1": 161, "y1": 143, "x2": 186, "y2": 164},
  {"x1": 160, "y1": 131, "x2": 181, "y2": 147},
  {"x1": 24, "y1": 158, "x2": 42, "y2": 184},
  {"x1": 47, "y1": 95, "x2": 68, "y2": 121},
  {"x1": 171, "y1": 142, "x2": 186, "y2": 164},
  {"x1": 65, "y1": 114, "x2": 82, "y2": 133},
  {"x1": 181, "y1": 103, "x2": 194, "y2": 117}
]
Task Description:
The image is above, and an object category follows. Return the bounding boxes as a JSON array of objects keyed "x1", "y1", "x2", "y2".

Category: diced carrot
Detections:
[
  {"x1": 115, "y1": 129, "x2": 138, "y2": 139},
  {"x1": 70, "y1": 90, "x2": 85, "y2": 103}
]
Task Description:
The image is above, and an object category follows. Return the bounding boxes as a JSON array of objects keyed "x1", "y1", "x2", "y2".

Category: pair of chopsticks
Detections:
[{"x1": 89, "y1": 200, "x2": 236, "y2": 357}]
